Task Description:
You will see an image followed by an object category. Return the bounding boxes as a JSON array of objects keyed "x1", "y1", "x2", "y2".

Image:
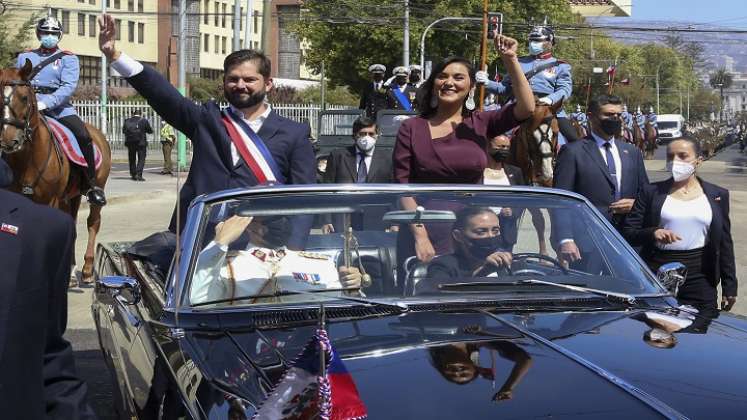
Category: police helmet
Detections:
[
  {"x1": 36, "y1": 16, "x2": 63, "y2": 39},
  {"x1": 528, "y1": 24, "x2": 555, "y2": 45}
]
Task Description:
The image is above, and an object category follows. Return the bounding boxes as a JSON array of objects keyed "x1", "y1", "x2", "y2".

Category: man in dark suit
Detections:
[
  {"x1": 552, "y1": 94, "x2": 649, "y2": 264},
  {"x1": 321, "y1": 116, "x2": 393, "y2": 233},
  {"x1": 99, "y1": 15, "x2": 315, "y2": 243},
  {"x1": 359, "y1": 64, "x2": 390, "y2": 118},
  {"x1": 0, "y1": 160, "x2": 94, "y2": 419},
  {"x1": 122, "y1": 109, "x2": 153, "y2": 181}
]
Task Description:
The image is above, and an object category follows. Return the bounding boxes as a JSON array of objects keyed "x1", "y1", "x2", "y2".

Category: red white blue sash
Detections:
[
  {"x1": 221, "y1": 108, "x2": 284, "y2": 184},
  {"x1": 392, "y1": 85, "x2": 413, "y2": 111}
]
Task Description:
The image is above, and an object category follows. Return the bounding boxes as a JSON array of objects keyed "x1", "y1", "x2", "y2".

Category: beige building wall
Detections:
[{"x1": 198, "y1": 0, "x2": 265, "y2": 74}]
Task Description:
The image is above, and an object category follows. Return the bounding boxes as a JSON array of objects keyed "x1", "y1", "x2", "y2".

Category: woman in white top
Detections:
[{"x1": 623, "y1": 137, "x2": 737, "y2": 313}]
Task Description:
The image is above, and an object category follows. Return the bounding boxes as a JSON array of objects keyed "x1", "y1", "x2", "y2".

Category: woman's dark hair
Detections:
[
  {"x1": 428, "y1": 344, "x2": 479, "y2": 384},
  {"x1": 419, "y1": 56, "x2": 476, "y2": 118},
  {"x1": 667, "y1": 136, "x2": 702, "y2": 157},
  {"x1": 453, "y1": 206, "x2": 496, "y2": 231},
  {"x1": 223, "y1": 49, "x2": 271, "y2": 78}
]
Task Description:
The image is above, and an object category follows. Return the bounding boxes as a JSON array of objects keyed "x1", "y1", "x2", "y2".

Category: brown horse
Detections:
[
  {"x1": 632, "y1": 122, "x2": 646, "y2": 156},
  {"x1": 0, "y1": 62, "x2": 111, "y2": 284},
  {"x1": 570, "y1": 118, "x2": 587, "y2": 140},
  {"x1": 510, "y1": 99, "x2": 563, "y2": 187},
  {"x1": 643, "y1": 120, "x2": 657, "y2": 159}
]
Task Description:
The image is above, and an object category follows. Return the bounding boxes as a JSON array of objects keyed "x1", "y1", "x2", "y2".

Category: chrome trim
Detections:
[
  {"x1": 485, "y1": 310, "x2": 689, "y2": 420},
  {"x1": 165, "y1": 200, "x2": 205, "y2": 310}
]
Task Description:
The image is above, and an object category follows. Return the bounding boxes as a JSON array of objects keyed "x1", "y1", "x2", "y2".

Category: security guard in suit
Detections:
[
  {"x1": 16, "y1": 17, "x2": 106, "y2": 206},
  {"x1": 359, "y1": 64, "x2": 390, "y2": 118},
  {"x1": 476, "y1": 23, "x2": 578, "y2": 142},
  {"x1": 190, "y1": 215, "x2": 363, "y2": 304}
]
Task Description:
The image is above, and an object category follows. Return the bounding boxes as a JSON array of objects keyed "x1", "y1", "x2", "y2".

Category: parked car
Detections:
[{"x1": 92, "y1": 184, "x2": 747, "y2": 419}]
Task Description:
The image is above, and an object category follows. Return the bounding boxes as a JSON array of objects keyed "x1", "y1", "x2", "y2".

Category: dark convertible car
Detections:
[{"x1": 92, "y1": 185, "x2": 747, "y2": 419}]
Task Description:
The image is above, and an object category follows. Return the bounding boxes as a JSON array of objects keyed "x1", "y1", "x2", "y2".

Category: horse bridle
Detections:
[
  {"x1": 0, "y1": 79, "x2": 36, "y2": 153},
  {"x1": 535, "y1": 116, "x2": 557, "y2": 160}
]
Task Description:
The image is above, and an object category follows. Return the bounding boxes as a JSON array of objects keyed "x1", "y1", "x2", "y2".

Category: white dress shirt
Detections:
[
  {"x1": 590, "y1": 131, "x2": 622, "y2": 194},
  {"x1": 227, "y1": 104, "x2": 272, "y2": 166},
  {"x1": 110, "y1": 52, "x2": 144, "y2": 77}
]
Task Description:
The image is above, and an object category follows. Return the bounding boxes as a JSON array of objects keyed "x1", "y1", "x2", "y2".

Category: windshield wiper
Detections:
[
  {"x1": 191, "y1": 287, "x2": 408, "y2": 311},
  {"x1": 439, "y1": 279, "x2": 637, "y2": 305}
]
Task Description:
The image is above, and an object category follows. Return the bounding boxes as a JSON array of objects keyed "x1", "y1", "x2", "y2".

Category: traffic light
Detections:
[{"x1": 486, "y1": 13, "x2": 502, "y2": 39}]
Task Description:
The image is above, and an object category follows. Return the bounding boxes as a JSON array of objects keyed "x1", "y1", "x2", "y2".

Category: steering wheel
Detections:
[
  {"x1": 474, "y1": 261, "x2": 512, "y2": 277},
  {"x1": 512, "y1": 252, "x2": 568, "y2": 275}
]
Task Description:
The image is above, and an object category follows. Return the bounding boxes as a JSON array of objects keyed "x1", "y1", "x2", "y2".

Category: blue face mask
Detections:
[
  {"x1": 40, "y1": 34, "x2": 59, "y2": 49},
  {"x1": 528, "y1": 41, "x2": 545, "y2": 56}
]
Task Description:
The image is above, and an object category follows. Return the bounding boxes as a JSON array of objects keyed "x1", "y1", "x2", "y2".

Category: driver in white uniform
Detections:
[{"x1": 191, "y1": 215, "x2": 362, "y2": 304}]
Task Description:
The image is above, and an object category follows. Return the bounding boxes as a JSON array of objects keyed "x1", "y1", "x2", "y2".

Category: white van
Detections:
[{"x1": 656, "y1": 114, "x2": 686, "y2": 144}]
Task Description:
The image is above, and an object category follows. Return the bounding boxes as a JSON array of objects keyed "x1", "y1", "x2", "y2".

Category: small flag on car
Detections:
[{"x1": 253, "y1": 307, "x2": 367, "y2": 420}]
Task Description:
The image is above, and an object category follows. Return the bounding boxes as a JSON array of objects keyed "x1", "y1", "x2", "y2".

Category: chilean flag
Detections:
[{"x1": 253, "y1": 329, "x2": 367, "y2": 420}]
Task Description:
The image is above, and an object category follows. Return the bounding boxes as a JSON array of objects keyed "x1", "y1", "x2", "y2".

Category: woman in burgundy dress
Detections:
[{"x1": 393, "y1": 35, "x2": 535, "y2": 279}]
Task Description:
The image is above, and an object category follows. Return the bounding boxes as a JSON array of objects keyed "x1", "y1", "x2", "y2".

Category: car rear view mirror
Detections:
[
  {"x1": 382, "y1": 206, "x2": 456, "y2": 223},
  {"x1": 656, "y1": 262, "x2": 687, "y2": 295}
]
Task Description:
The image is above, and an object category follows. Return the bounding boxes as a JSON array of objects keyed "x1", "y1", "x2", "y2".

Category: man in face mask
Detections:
[
  {"x1": 476, "y1": 22, "x2": 578, "y2": 144},
  {"x1": 320, "y1": 116, "x2": 393, "y2": 233},
  {"x1": 418, "y1": 207, "x2": 512, "y2": 293},
  {"x1": 553, "y1": 94, "x2": 650, "y2": 266}
]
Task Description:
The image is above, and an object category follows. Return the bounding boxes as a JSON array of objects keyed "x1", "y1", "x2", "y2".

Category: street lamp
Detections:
[{"x1": 420, "y1": 17, "x2": 482, "y2": 78}]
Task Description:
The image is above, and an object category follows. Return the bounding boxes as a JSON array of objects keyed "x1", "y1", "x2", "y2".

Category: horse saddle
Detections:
[{"x1": 44, "y1": 117, "x2": 103, "y2": 169}]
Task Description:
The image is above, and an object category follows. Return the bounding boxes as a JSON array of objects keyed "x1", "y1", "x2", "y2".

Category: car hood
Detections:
[{"x1": 186, "y1": 307, "x2": 747, "y2": 419}]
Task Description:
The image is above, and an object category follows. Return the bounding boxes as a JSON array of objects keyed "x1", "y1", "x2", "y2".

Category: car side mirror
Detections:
[
  {"x1": 97, "y1": 275, "x2": 141, "y2": 305},
  {"x1": 656, "y1": 262, "x2": 687, "y2": 295}
]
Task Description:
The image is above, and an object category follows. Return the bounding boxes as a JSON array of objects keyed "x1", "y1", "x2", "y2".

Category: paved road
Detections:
[{"x1": 66, "y1": 144, "x2": 747, "y2": 419}]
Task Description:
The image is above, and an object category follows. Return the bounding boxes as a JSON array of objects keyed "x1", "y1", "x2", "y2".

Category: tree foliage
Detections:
[{"x1": 0, "y1": 10, "x2": 40, "y2": 68}]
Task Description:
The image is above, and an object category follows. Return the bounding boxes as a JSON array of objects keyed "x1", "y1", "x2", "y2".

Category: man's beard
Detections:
[{"x1": 225, "y1": 88, "x2": 266, "y2": 109}]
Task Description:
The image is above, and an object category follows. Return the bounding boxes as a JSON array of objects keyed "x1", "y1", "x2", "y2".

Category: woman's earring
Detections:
[
  {"x1": 430, "y1": 94, "x2": 438, "y2": 108},
  {"x1": 465, "y1": 87, "x2": 476, "y2": 111}
]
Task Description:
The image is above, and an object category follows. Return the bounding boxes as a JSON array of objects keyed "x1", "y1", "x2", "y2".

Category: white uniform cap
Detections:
[
  {"x1": 368, "y1": 64, "x2": 386, "y2": 73},
  {"x1": 393, "y1": 66, "x2": 408, "y2": 76}
]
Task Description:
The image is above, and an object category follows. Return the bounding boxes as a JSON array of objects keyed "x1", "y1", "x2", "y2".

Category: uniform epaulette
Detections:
[{"x1": 297, "y1": 251, "x2": 329, "y2": 260}]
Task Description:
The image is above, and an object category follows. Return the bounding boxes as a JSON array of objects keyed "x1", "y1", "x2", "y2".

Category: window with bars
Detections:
[
  {"x1": 231, "y1": 5, "x2": 234, "y2": 29},
  {"x1": 221, "y1": 3, "x2": 227, "y2": 28},
  {"x1": 114, "y1": 0, "x2": 120, "y2": 9},
  {"x1": 221, "y1": 36, "x2": 226, "y2": 54},
  {"x1": 128, "y1": 0, "x2": 133, "y2": 11},
  {"x1": 78, "y1": 13, "x2": 86, "y2": 36},
  {"x1": 138, "y1": 0, "x2": 143, "y2": 13},
  {"x1": 214, "y1": 35, "x2": 219, "y2": 54},
  {"x1": 203, "y1": 0, "x2": 209, "y2": 24},
  {"x1": 115, "y1": 19, "x2": 121, "y2": 40},
  {"x1": 61, "y1": 11, "x2": 70, "y2": 34},
  {"x1": 214, "y1": 2, "x2": 219, "y2": 26},
  {"x1": 89, "y1": 15, "x2": 96, "y2": 37},
  {"x1": 138, "y1": 23, "x2": 144, "y2": 43},
  {"x1": 203, "y1": 34, "x2": 209, "y2": 52},
  {"x1": 128, "y1": 21, "x2": 135, "y2": 42}
]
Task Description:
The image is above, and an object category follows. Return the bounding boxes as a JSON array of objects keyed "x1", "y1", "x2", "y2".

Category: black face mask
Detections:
[
  {"x1": 599, "y1": 118, "x2": 622, "y2": 136},
  {"x1": 491, "y1": 149, "x2": 510, "y2": 162},
  {"x1": 464, "y1": 236, "x2": 501, "y2": 259}
]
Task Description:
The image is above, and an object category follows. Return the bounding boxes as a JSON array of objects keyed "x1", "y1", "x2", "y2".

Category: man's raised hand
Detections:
[{"x1": 98, "y1": 14, "x2": 120, "y2": 61}]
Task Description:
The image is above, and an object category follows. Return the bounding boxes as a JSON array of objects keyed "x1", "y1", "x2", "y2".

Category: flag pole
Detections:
[{"x1": 478, "y1": 0, "x2": 489, "y2": 111}]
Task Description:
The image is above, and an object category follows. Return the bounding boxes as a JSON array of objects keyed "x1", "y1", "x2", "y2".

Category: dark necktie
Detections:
[
  {"x1": 357, "y1": 154, "x2": 368, "y2": 183},
  {"x1": 603, "y1": 142, "x2": 620, "y2": 200}
]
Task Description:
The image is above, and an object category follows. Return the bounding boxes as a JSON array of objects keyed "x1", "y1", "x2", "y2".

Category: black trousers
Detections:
[
  {"x1": 127, "y1": 144, "x2": 147, "y2": 178},
  {"x1": 557, "y1": 117, "x2": 581, "y2": 143},
  {"x1": 57, "y1": 115, "x2": 97, "y2": 181},
  {"x1": 648, "y1": 247, "x2": 717, "y2": 312}
]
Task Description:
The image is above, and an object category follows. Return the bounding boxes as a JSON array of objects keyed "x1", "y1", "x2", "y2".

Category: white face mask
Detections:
[
  {"x1": 648, "y1": 328, "x2": 673, "y2": 341},
  {"x1": 356, "y1": 135, "x2": 376, "y2": 154},
  {"x1": 666, "y1": 159, "x2": 696, "y2": 182}
]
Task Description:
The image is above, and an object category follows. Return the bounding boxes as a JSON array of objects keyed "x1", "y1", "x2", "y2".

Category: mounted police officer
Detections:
[
  {"x1": 646, "y1": 105, "x2": 658, "y2": 137},
  {"x1": 571, "y1": 104, "x2": 587, "y2": 128},
  {"x1": 476, "y1": 22, "x2": 578, "y2": 143},
  {"x1": 359, "y1": 64, "x2": 389, "y2": 118},
  {"x1": 621, "y1": 104, "x2": 633, "y2": 131},
  {"x1": 634, "y1": 106, "x2": 646, "y2": 131},
  {"x1": 16, "y1": 16, "x2": 106, "y2": 206}
]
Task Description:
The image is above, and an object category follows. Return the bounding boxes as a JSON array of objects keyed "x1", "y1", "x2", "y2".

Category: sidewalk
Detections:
[
  {"x1": 89, "y1": 163, "x2": 183, "y2": 208},
  {"x1": 109, "y1": 147, "x2": 192, "y2": 165}
]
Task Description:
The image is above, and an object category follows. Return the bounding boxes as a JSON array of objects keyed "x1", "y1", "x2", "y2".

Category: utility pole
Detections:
[
  {"x1": 100, "y1": 0, "x2": 107, "y2": 135},
  {"x1": 403, "y1": 0, "x2": 410, "y2": 67},
  {"x1": 261, "y1": 0, "x2": 271, "y2": 52},
  {"x1": 686, "y1": 83, "x2": 690, "y2": 121},
  {"x1": 244, "y1": 0, "x2": 253, "y2": 49},
  {"x1": 232, "y1": 0, "x2": 241, "y2": 51},
  {"x1": 177, "y1": 0, "x2": 187, "y2": 169}
]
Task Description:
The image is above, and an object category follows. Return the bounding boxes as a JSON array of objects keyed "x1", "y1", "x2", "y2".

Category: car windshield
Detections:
[
  {"x1": 185, "y1": 189, "x2": 664, "y2": 309},
  {"x1": 658, "y1": 121, "x2": 679, "y2": 130}
]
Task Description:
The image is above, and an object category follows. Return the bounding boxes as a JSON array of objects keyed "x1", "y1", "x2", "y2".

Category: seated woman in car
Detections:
[
  {"x1": 190, "y1": 215, "x2": 362, "y2": 304},
  {"x1": 416, "y1": 207, "x2": 512, "y2": 294}
]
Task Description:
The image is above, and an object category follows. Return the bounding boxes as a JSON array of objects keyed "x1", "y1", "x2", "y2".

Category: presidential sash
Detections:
[
  {"x1": 221, "y1": 109, "x2": 284, "y2": 184},
  {"x1": 392, "y1": 86, "x2": 413, "y2": 111}
]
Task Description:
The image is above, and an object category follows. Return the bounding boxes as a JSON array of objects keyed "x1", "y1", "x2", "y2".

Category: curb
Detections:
[{"x1": 79, "y1": 189, "x2": 175, "y2": 210}]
